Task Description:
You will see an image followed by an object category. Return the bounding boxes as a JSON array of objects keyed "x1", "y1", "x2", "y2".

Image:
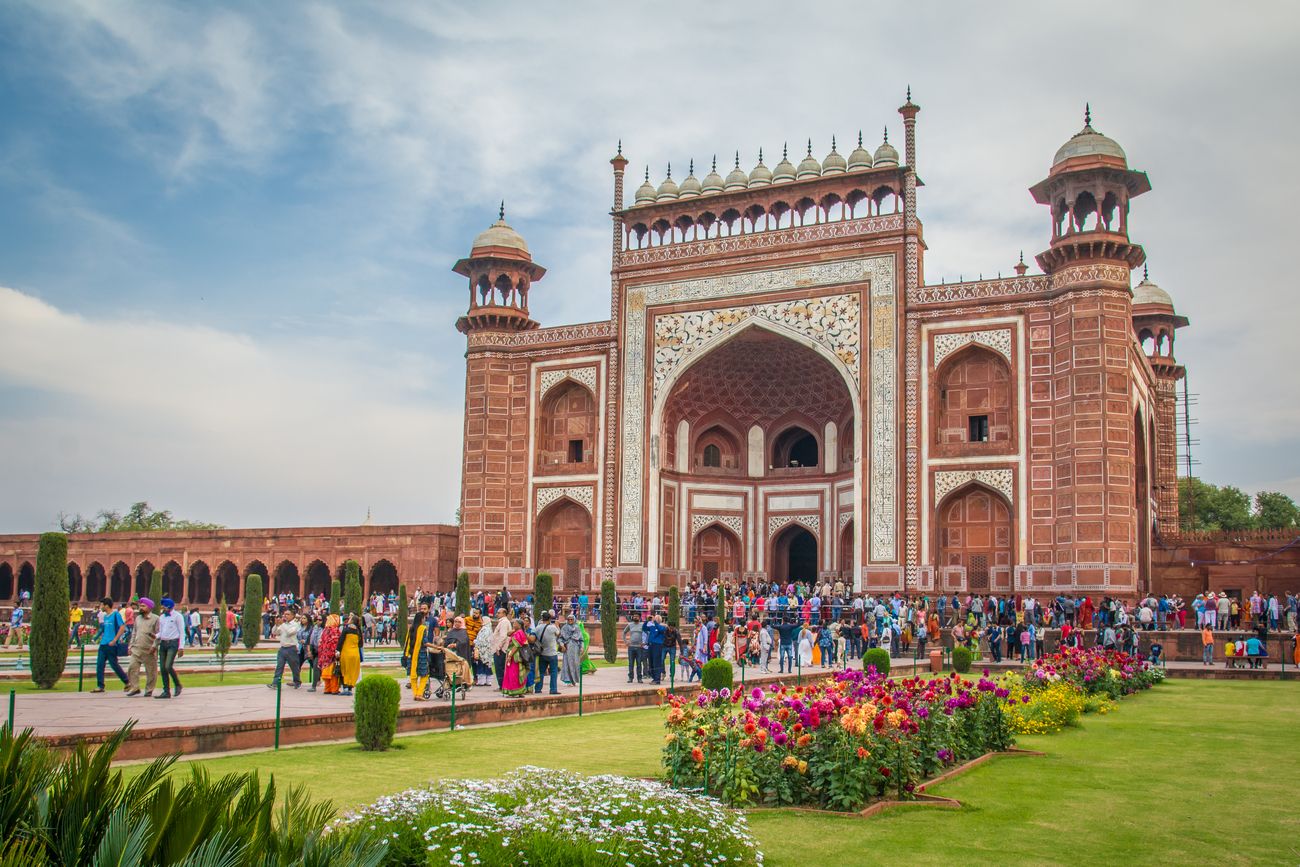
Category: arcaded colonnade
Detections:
[{"x1": 0, "y1": 524, "x2": 458, "y2": 608}]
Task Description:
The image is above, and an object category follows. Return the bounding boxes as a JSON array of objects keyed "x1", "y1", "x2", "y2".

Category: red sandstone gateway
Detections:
[{"x1": 455, "y1": 98, "x2": 1195, "y2": 600}]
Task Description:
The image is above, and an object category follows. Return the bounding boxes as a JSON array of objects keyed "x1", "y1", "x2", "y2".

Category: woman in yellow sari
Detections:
[
  {"x1": 338, "y1": 614, "x2": 363, "y2": 696},
  {"x1": 407, "y1": 610, "x2": 430, "y2": 699}
]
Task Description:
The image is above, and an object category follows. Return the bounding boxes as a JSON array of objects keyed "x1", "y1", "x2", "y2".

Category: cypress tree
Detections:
[
  {"x1": 344, "y1": 560, "x2": 363, "y2": 618},
  {"x1": 149, "y1": 568, "x2": 163, "y2": 604},
  {"x1": 30, "y1": 532, "x2": 70, "y2": 689},
  {"x1": 455, "y1": 572, "x2": 471, "y2": 616},
  {"x1": 600, "y1": 579, "x2": 617, "y2": 663},
  {"x1": 716, "y1": 586, "x2": 727, "y2": 626},
  {"x1": 533, "y1": 572, "x2": 553, "y2": 619},
  {"x1": 242, "y1": 574, "x2": 263, "y2": 650},
  {"x1": 330, "y1": 578, "x2": 342, "y2": 615},
  {"x1": 215, "y1": 596, "x2": 231, "y2": 681},
  {"x1": 667, "y1": 585, "x2": 681, "y2": 627},
  {"x1": 396, "y1": 584, "x2": 409, "y2": 648}
]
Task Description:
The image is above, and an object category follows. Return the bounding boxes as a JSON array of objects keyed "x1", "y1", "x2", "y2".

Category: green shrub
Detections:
[
  {"x1": 715, "y1": 589, "x2": 727, "y2": 625},
  {"x1": 701, "y1": 658, "x2": 734, "y2": 691},
  {"x1": 952, "y1": 645, "x2": 973, "y2": 673},
  {"x1": 600, "y1": 580, "x2": 617, "y2": 663},
  {"x1": 30, "y1": 532, "x2": 70, "y2": 689},
  {"x1": 455, "y1": 572, "x2": 470, "y2": 616},
  {"x1": 148, "y1": 567, "x2": 163, "y2": 605},
  {"x1": 242, "y1": 573, "x2": 264, "y2": 650},
  {"x1": 354, "y1": 675, "x2": 401, "y2": 751},
  {"x1": 533, "y1": 572, "x2": 553, "y2": 619},
  {"x1": 344, "y1": 560, "x2": 363, "y2": 618},
  {"x1": 330, "y1": 578, "x2": 342, "y2": 615},
  {"x1": 396, "y1": 584, "x2": 409, "y2": 648},
  {"x1": 863, "y1": 647, "x2": 890, "y2": 676},
  {"x1": 667, "y1": 585, "x2": 681, "y2": 627}
]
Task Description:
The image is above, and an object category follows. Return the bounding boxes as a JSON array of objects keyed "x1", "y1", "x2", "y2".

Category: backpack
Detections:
[{"x1": 518, "y1": 635, "x2": 537, "y2": 667}]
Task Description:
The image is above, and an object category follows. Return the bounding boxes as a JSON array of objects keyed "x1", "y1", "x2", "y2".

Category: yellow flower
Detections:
[{"x1": 797, "y1": 760, "x2": 808, "y2": 775}]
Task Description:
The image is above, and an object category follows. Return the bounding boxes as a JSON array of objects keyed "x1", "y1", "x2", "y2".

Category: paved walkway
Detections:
[{"x1": 11, "y1": 659, "x2": 836, "y2": 738}]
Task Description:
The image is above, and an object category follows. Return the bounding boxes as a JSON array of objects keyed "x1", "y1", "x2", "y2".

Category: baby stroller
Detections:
[{"x1": 424, "y1": 647, "x2": 472, "y2": 701}]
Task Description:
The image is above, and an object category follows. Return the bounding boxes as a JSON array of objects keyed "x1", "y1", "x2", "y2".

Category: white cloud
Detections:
[{"x1": 0, "y1": 286, "x2": 462, "y2": 531}]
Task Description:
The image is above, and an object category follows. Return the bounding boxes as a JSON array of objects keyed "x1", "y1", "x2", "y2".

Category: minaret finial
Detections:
[
  {"x1": 857, "y1": 130, "x2": 863, "y2": 148},
  {"x1": 883, "y1": 126, "x2": 889, "y2": 143},
  {"x1": 1143, "y1": 264, "x2": 1149, "y2": 281},
  {"x1": 758, "y1": 147, "x2": 763, "y2": 163},
  {"x1": 1084, "y1": 102, "x2": 1091, "y2": 126},
  {"x1": 711, "y1": 154, "x2": 717, "y2": 172},
  {"x1": 783, "y1": 142, "x2": 788, "y2": 160},
  {"x1": 617, "y1": 139, "x2": 622, "y2": 156},
  {"x1": 734, "y1": 150, "x2": 740, "y2": 169},
  {"x1": 644, "y1": 166, "x2": 649, "y2": 182},
  {"x1": 806, "y1": 138, "x2": 813, "y2": 156},
  {"x1": 907, "y1": 84, "x2": 912, "y2": 102},
  {"x1": 1019, "y1": 250, "x2": 1025, "y2": 264},
  {"x1": 831, "y1": 135, "x2": 837, "y2": 151},
  {"x1": 499, "y1": 200, "x2": 505, "y2": 221},
  {"x1": 688, "y1": 158, "x2": 694, "y2": 175}
]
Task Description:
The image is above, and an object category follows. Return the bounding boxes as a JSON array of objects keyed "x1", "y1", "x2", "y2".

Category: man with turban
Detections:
[{"x1": 125, "y1": 597, "x2": 160, "y2": 697}]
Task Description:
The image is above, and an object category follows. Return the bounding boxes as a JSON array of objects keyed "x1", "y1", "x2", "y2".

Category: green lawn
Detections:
[{"x1": 145, "y1": 679, "x2": 1300, "y2": 865}]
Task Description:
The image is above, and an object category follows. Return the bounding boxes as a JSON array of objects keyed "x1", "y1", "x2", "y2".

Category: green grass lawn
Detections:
[{"x1": 144, "y1": 679, "x2": 1300, "y2": 865}]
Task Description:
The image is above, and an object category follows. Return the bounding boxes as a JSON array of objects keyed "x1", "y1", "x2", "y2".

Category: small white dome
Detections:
[
  {"x1": 873, "y1": 128, "x2": 899, "y2": 167},
  {"x1": 633, "y1": 168, "x2": 657, "y2": 205},
  {"x1": 847, "y1": 131, "x2": 873, "y2": 170},
  {"x1": 1054, "y1": 106, "x2": 1127, "y2": 167},
  {"x1": 796, "y1": 140, "x2": 822, "y2": 179},
  {"x1": 822, "y1": 137, "x2": 847, "y2": 175},
  {"x1": 700, "y1": 156, "x2": 725, "y2": 194},
  {"x1": 655, "y1": 165, "x2": 679, "y2": 201},
  {"x1": 724, "y1": 153, "x2": 749, "y2": 191},
  {"x1": 678, "y1": 161, "x2": 702, "y2": 198},
  {"x1": 772, "y1": 144, "x2": 797, "y2": 183},
  {"x1": 749, "y1": 150, "x2": 773, "y2": 187}
]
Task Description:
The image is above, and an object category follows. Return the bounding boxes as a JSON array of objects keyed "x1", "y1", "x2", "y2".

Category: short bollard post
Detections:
[
  {"x1": 669, "y1": 656, "x2": 676, "y2": 695},
  {"x1": 274, "y1": 679, "x2": 283, "y2": 750},
  {"x1": 449, "y1": 675, "x2": 457, "y2": 731},
  {"x1": 6, "y1": 689, "x2": 13, "y2": 732},
  {"x1": 796, "y1": 653, "x2": 802, "y2": 687},
  {"x1": 78, "y1": 640, "x2": 86, "y2": 693},
  {"x1": 578, "y1": 664, "x2": 584, "y2": 717},
  {"x1": 740, "y1": 657, "x2": 745, "y2": 690}
]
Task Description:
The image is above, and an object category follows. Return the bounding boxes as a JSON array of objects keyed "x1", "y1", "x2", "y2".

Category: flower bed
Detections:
[
  {"x1": 330, "y1": 767, "x2": 763, "y2": 866},
  {"x1": 1025, "y1": 647, "x2": 1164, "y2": 699},
  {"x1": 661, "y1": 671, "x2": 1015, "y2": 812}
]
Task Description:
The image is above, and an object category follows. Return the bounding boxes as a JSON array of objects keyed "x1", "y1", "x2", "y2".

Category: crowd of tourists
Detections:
[{"x1": 12, "y1": 580, "x2": 1300, "y2": 700}]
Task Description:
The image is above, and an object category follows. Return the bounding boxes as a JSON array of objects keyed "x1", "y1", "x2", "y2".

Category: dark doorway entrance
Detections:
[{"x1": 772, "y1": 525, "x2": 817, "y2": 586}]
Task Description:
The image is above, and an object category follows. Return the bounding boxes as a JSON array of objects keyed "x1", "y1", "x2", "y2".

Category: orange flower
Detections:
[
  {"x1": 796, "y1": 734, "x2": 812, "y2": 748},
  {"x1": 857, "y1": 746, "x2": 870, "y2": 760},
  {"x1": 690, "y1": 747, "x2": 704, "y2": 763}
]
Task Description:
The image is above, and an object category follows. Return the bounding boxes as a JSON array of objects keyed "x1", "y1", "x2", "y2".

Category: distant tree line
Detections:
[
  {"x1": 1178, "y1": 479, "x2": 1299, "y2": 532},
  {"x1": 57, "y1": 500, "x2": 223, "y2": 533}
]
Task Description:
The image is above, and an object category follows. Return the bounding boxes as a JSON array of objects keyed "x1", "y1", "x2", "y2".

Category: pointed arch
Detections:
[
  {"x1": 273, "y1": 559, "x2": 300, "y2": 598},
  {"x1": 134, "y1": 560, "x2": 156, "y2": 598},
  {"x1": 691, "y1": 522, "x2": 741, "y2": 584},
  {"x1": 369, "y1": 559, "x2": 399, "y2": 597},
  {"x1": 215, "y1": 560, "x2": 240, "y2": 604},
  {"x1": 534, "y1": 496, "x2": 592, "y2": 592},
  {"x1": 771, "y1": 524, "x2": 818, "y2": 587},
  {"x1": 537, "y1": 379, "x2": 596, "y2": 471},
  {"x1": 162, "y1": 561, "x2": 184, "y2": 602},
  {"x1": 109, "y1": 561, "x2": 130, "y2": 603},
  {"x1": 934, "y1": 344, "x2": 1015, "y2": 453},
  {"x1": 187, "y1": 560, "x2": 212, "y2": 605},
  {"x1": 0, "y1": 563, "x2": 13, "y2": 601},
  {"x1": 936, "y1": 481, "x2": 1014, "y2": 592},
  {"x1": 304, "y1": 559, "x2": 331, "y2": 598},
  {"x1": 85, "y1": 562, "x2": 107, "y2": 601},
  {"x1": 67, "y1": 562, "x2": 83, "y2": 602}
]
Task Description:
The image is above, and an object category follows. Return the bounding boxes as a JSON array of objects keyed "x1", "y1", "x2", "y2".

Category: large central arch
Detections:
[{"x1": 650, "y1": 320, "x2": 861, "y2": 588}]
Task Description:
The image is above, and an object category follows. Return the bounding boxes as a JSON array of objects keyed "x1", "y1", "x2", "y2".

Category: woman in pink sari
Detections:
[{"x1": 502, "y1": 619, "x2": 529, "y2": 698}]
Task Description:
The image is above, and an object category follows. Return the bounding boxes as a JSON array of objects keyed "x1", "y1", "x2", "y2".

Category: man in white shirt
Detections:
[
  {"x1": 188, "y1": 608, "x2": 203, "y2": 645},
  {"x1": 155, "y1": 597, "x2": 187, "y2": 699},
  {"x1": 267, "y1": 612, "x2": 303, "y2": 689}
]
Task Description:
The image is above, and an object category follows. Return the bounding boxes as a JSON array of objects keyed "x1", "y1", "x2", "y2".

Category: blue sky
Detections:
[{"x1": 1, "y1": 1, "x2": 1298, "y2": 532}]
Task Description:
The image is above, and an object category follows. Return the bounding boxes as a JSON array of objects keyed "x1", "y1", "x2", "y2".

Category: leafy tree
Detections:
[
  {"x1": 1179, "y1": 478, "x2": 1253, "y2": 531},
  {"x1": 396, "y1": 584, "x2": 409, "y2": 648},
  {"x1": 1255, "y1": 491, "x2": 1300, "y2": 530},
  {"x1": 533, "y1": 572, "x2": 553, "y2": 619},
  {"x1": 330, "y1": 578, "x2": 342, "y2": 615},
  {"x1": 455, "y1": 572, "x2": 471, "y2": 616},
  {"x1": 600, "y1": 580, "x2": 617, "y2": 663},
  {"x1": 30, "y1": 532, "x2": 70, "y2": 689},
  {"x1": 57, "y1": 500, "x2": 223, "y2": 533},
  {"x1": 148, "y1": 568, "x2": 163, "y2": 604},
  {"x1": 344, "y1": 560, "x2": 363, "y2": 618},
  {"x1": 667, "y1": 585, "x2": 681, "y2": 627},
  {"x1": 242, "y1": 574, "x2": 264, "y2": 649}
]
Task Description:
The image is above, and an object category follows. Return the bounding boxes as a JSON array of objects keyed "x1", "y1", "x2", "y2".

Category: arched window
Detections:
[
  {"x1": 692, "y1": 423, "x2": 741, "y2": 473},
  {"x1": 935, "y1": 347, "x2": 1014, "y2": 453},
  {"x1": 537, "y1": 380, "x2": 596, "y2": 472},
  {"x1": 702, "y1": 443, "x2": 721, "y2": 467},
  {"x1": 772, "y1": 425, "x2": 819, "y2": 469}
]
